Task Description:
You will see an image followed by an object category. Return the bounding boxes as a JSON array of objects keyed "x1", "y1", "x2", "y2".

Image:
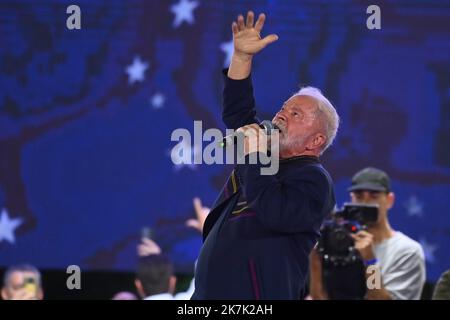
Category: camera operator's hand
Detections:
[{"x1": 351, "y1": 230, "x2": 376, "y2": 261}]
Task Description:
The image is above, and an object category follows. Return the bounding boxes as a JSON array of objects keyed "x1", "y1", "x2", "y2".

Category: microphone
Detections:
[{"x1": 219, "y1": 120, "x2": 279, "y2": 148}]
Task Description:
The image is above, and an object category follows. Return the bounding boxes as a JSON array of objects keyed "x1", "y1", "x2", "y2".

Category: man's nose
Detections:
[
  {"x1": 275, "y1": 111, "x2": 287, "y2": 122},
  {"x1": 360, "y1": 192, "x2": 372, "y2": 202}
]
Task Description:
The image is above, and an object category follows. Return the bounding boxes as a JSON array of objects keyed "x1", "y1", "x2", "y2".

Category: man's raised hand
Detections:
[
  {"x1": 228, "y1": 11, "x2": 278, "y2": 79},
  {"x1": 231, "y1": 11, "x2": 279, "y2": 60}
]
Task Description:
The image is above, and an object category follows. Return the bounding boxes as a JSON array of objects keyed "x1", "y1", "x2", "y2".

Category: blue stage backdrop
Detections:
[{"x1": 0, "y1": 0, "x2": 449, "y2": 281}]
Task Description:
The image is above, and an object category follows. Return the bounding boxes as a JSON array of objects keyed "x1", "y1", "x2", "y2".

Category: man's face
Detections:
[
  {"x1": 272, "y1": 95, "x2": 323, "y2": 157},
  {"x1": 1, "y1": 271, "x2": 42, "y2": 300},
  {"x1": 350, "y1": 190, "x2": 393, "y2": 224}
]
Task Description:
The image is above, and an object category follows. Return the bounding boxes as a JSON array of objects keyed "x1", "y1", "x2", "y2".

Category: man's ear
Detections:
[
  {"x1": 387, "y1": 192, "x2": 395, "y2": 210},
  {"x1": 168, "y1": 276, "x2": 177, "y2": 295},
  {"x1": 134, "y1": 279, "x2": 145, "y2": 299},
  {"x1": 307, "y1": 133, "x2": 326, "y2": 151}
]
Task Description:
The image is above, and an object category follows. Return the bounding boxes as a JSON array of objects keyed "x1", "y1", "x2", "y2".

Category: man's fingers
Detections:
[
  {"x1": 261, "y1": 34, "x2": 279, "y2": 47},
  {"x1": 246, "y1": 11, "x2": 254, "y2": 28},
  {"x1": 245, "y1": 124, "x2": 261, "y2": 132},
  {"x1": 362, "y1": 230, "x2": 373, "y2": 237},
  {"x1": 356, "y1": 230, "x2": 373, "y2": 239},
  {"x1": 254, "y1": 13, "x2": 266, "y2": 32},
  {"x1": 241, "y1": 123, "x2": 260, "y2": 131},
  {"x1": 238, "y1": 124, "x2": 268, "y2": 140},
  {"x1": 231, "y1": 22, "x2": 238, "y2": 34},
  {"x1": 238, "y1": 124, "x2": 260, "y2": 138},
  {"x1": 237, "y1": 14, "x2": 245, "y2": 30},
  {"x1": 353, "y1": 233, "x2": 368, "y2": 241},
  {"x1": 350, "y1": 233, "x2": 365, "y2": 242}
]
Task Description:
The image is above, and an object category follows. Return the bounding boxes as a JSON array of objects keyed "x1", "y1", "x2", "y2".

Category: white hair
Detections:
[{"x1": 293, "y1": 86, "x2": 340, "y2": 154}]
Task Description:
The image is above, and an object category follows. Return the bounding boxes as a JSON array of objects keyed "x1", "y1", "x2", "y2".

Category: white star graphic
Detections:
[
  {"x1": 170, "y1": 0, "x2": 199, "y2": 28},
  {"x1": 0, "y1": 208, "x2": 23, "y2": 244},
  {"x1": 220, "y1": 40, "x2": 234, "y2": 67},
  {"x1": 150, "y1": 93, "x2": 166, "y2": 110},
  {"x1": 404, "y1": 196, "x2": 424, "y2": 217},
  {"x1": 419, "y1": 238, "x2": 437, "y2": 264},
  {"x1": 126, "y1": 56, "x2": 149, "y2": 85}
]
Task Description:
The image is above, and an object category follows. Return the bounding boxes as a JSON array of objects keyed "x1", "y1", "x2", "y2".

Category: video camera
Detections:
[
  {"x1": 315, "y1": 203, "x2": 379, "y2": 299},
  {"x1": 317, "y1": 203, "x2": 378, "y2": 266}
]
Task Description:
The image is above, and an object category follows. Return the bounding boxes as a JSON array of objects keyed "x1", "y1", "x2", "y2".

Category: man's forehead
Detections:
[
  {"x1": 283, "y1": 95, "x2": 317, "y2": 110},
  {"x1": 351, "y1": 190, "x2": 384, "y2": 196}
]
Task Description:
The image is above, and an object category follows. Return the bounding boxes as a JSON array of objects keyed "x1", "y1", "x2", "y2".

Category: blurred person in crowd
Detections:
[
  {"x1": 111, "y1": 291, "x2": 138, "y2": 300},
  {"x1": 1, "y1": 264, "x2": 43, "y2": 300},
  {"x1": 135, "y1": 254, "x2": 177, "y2": 300},
  {"x1": 432, "y1": 269, "x2": 450, "y2": 300},
  {"x1": 310, "y1": 167, "x2": 426, "y2": 300},
  {"x1": 134, "y1": 196, "x2": 209, "y2": 300}
]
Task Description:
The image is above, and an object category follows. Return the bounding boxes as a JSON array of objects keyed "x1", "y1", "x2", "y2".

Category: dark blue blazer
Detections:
[{"x1": 191, "y1": 70, "x2": 335, "y2": 300}]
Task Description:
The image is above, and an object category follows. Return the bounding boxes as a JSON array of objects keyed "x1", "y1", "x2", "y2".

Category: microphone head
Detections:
[{"x1": 260, "y1": 120, "x2": 279, "y2": 134}]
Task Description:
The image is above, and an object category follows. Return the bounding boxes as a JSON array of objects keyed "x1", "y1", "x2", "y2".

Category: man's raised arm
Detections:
[{"x1": 222, "y1": 12, "x2": 278, "y2": 129}]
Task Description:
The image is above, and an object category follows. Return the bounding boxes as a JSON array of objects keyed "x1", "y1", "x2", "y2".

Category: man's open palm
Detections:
[{"x1": 232, "y1": 11, "x2": 278, "y2": 57}]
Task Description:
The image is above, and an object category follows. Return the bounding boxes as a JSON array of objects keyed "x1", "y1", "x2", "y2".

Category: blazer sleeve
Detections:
[
  {"x1": 235, "y1": 157, "x2": 335, "y2": 234},
  {"x1": 222, "y1": 68, "x2": 260, "y2": 129}
]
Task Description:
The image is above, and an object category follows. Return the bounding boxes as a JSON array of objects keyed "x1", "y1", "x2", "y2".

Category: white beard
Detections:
[
  {"x1": 272, "y1": 119, "x2": 306, "y2": 154},
  {"x1": 279, "y1": 133, "x2": 305, "y2": 153}
]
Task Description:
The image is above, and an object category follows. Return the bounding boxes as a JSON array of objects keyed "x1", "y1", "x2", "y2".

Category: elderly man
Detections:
[{"x1": 191, "y1": 11, "x2": 339, "y2": 300}]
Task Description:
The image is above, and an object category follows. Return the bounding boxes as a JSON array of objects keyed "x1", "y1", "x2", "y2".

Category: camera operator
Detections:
[{"x1": 310, "y1": 167, "x2": 426, "y2": 300}]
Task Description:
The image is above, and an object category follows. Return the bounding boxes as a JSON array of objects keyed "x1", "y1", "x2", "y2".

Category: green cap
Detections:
[{"x1": 348, "y1": 167, "x2": 391, "y2": 193}]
